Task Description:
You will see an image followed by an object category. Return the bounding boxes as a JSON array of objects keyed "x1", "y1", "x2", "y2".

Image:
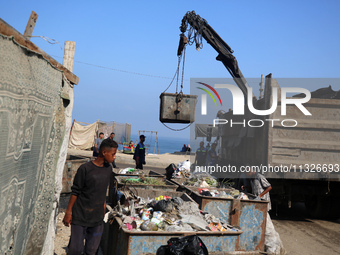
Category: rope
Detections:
[
  {"x1": 51, "y1": 55, "x2": 189, "y2": 81},
  {"x1": 161, "y1": 122, "x2": 192, "y2": 131},
  {"x1": 27, "y1": 35, "x2": 63, "y2": 49},
  {"x1": 180, "y1": 47, "x2": 186, "y2": 93}
]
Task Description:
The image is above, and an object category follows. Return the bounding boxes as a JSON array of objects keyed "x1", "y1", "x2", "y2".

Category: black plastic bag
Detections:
[
  {"x1": 153, "y1": 199, "x2": 173, "y2": 212},
  {"x1": 165, "y1": 163, "x2": 177, "y2": 179},
  {"x1": 156, "y1": 235, "x2": 209, "y2": 255}
]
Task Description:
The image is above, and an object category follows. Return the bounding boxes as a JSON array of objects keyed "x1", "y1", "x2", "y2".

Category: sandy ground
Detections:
[
  {"x1": 67, "y1": 148, "x2": 192, "y2": 168},
  {"x1": 272, "y1": 203, "x2": 340, "y2": 255},
  {"x1": 54, "y1": 149, "x2": 340, "y2": 254},
  {"x1": 54, "y1": 195, "x2": 70, "y2": 255}
]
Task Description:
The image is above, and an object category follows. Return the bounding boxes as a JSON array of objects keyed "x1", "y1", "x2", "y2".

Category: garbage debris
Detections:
[
  {"x1": 156, "y1": 235, "x2": 209, "y2": 255},
  {"x1": 167, "y1": 160, "x2": 191, "y2": 178},
  {"x1": 107, "y1": 190, "x2": 241, "y2": 234},
  {"x1": 120, "y1": 176, "x2": 166, "y2": 186}
]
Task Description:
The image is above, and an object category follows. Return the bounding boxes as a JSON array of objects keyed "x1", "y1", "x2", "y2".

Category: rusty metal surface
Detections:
[
  {"x1": 181, "y1": 186, "x2": 268, "y2": 252},
  {"x1": 62, "y1": 157, "x2": 90, "y2": 193},
  {"x1": 103, "y1": 188, "x2": 245, "y2": 255},
  {"x1": 105, "y1": 217, "x2": 242, "y2": 255},
  {"x1": 237, "y1": 201, "x2": 268, "y2": 251}
]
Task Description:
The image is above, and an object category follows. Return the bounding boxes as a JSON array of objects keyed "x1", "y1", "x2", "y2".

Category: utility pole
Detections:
[
  {"x1": 24, "y1": 11, "x2": 38, "y2": 39},
  {"x1": 63, "y1": 41, "x2": 76, "y2": 71}
]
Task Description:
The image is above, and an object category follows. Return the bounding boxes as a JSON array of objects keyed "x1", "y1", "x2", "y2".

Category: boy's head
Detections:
[
  {"x1": 99, "y1": 138, "x2": 118, "y2": 163},
  {"x1": 245, "y1": 164, "x2": 256, "y2": 178},
  {"x1": 140, "y1": 135, "x2": 145, "y2": 143},
  {"x1": 110, "y1": 132, "x2": 115, "y2": 139},
  {"x1": 99, "y1": 132, "x2": 104, "y2": 139}
]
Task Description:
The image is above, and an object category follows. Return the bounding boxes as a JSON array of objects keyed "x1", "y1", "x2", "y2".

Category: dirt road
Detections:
[{"x1": 271, "y1": 203, "x2": 340, "y2": 255}]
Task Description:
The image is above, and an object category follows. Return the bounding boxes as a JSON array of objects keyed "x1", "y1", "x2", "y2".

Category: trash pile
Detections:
[
  {"x1": 181, "y1": 172, "x2": 218, "y2": 188},
  {"x1": 105, "y1": 192, "x2": 240, "y2": 233},
  {"x1": 120, "y1": 176, "x2": 166, "y2": 186},
  {"x1": 118, "y1": 168, "x2": 147, "y2": 175},
  {"x1": 169, "y1": 160, "x2": 191, "y2": 178}
]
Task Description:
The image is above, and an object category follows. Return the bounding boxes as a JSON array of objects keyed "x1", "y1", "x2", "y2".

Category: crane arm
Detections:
[{"x1": 178, "y1": 11, "x2": 253, "y2": 99}]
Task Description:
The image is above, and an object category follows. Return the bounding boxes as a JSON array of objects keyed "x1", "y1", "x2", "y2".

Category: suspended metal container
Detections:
[{"x1": 159, "y1": 92, "x2": 198, "y2": 123}]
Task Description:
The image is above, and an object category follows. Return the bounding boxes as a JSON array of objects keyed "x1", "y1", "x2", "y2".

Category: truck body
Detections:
[{"x1": 217, "y1": 75, "x2": 340, "y2": 218}]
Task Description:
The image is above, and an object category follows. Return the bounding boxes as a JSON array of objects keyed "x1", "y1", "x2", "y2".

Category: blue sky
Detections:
[{"x1": 1, "y1": 0, "x2": 340, "y2": 139}]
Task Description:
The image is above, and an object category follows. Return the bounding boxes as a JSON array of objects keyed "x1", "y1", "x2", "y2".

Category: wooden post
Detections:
[
  {"x1": 24, "y1": 11, "x2": 38, "y2": 39},
  {"x1": 63, "y1": 41, "x2": 76, "y2": 72}
]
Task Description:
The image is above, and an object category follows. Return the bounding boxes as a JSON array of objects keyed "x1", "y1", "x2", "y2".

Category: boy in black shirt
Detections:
[{"x1": 63, "y1": 139, "x2": 118, "y2": 255}]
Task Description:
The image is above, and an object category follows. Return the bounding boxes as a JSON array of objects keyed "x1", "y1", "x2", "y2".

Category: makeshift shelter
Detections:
[
  {"x1": 68, "y1": 120, "x2": 131, "y2": 150},
  {"x1": 0, "y1": 17, "x2": 78, "y2": 255},
  {"x1": 195, "y1": 124, "x2": 219, "y2": 138}
]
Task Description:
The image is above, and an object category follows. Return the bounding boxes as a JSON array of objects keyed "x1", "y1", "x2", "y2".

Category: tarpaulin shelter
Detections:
[
  {"x1": 68, "y1": 120, "x2": 131, "y2": 150},
  {"x1": 195, "y1": 124, "x2": 219, "y2": 138},
  {"x1": 68, "y1": 121, "x2": 99, "y2": 150}
]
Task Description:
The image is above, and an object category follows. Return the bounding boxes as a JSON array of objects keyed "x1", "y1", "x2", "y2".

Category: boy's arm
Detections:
[
  {"x1": 63, "y1": 194, "x2": 77, "y2": 227},
  {"x1": 94, "y1": 139, "x2": 99, "y2": 152},
  {"x1": 259, "y1": 186, "x2": 272, "y2": 198}
]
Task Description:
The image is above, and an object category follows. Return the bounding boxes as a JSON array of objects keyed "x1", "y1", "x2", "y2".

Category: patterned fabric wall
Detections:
[{"x1": 0, "y1": 34, "x2": 67, "y2": 254}]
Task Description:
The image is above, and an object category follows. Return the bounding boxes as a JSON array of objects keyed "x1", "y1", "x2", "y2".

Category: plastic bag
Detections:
[
  {"x1": 166, "y1": 163, "x2": 177, "y2": 179},
  {"x1": 153, "y1": 199, "x2": 173, "y2": 212},
  {"x1": 156, "y1": 235, "x2": 209, "y2": 255}
]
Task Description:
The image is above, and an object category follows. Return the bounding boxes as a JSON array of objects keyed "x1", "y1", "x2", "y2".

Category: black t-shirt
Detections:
[{"x1": 71, "y1": 161, "x2": 112, "y2": 227}]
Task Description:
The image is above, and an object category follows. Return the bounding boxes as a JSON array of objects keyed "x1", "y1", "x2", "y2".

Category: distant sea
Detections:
[{"x1": 126, "y1": 135, "x2": 191, "y2": 155}]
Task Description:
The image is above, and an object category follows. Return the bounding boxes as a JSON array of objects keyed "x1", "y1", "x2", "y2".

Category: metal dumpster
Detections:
[
  {"x1": 62, "y1": 155, "x2": 90, "y2": 193},
  {"x1": 176, "y1": 184, "x2": 268, "y2": 252},
  {"x1": 102, "y1": 189, "x2": 244, "y2": 255}
]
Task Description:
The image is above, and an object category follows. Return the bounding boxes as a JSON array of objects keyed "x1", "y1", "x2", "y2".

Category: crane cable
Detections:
[{"x1": 162, "y1": 45, "x2": 192, "y2": 131}]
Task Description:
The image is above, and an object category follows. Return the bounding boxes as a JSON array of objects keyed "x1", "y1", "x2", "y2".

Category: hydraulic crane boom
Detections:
[{"x1": 178, "y1": 11, "x2": 254, "y2": 100}]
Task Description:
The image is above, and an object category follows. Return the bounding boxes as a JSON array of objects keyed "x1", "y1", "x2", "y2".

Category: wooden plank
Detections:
[
  {"x1": 63, "y1": 41, "x2": 75, "y2": 72},
  {"x1": 0, "y1": 18, "x2": 79, "y2": 85},
  {"x1": 24, "y1": 11, "x2": 38, "y2": 39}
]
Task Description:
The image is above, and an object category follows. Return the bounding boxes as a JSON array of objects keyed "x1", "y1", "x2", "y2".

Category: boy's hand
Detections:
[{"x1": 63, "y1": 212, "x2": 72, "y2": 227}]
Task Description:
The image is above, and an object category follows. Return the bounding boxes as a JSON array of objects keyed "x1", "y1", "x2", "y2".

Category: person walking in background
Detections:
[
  {"x1": 93, "y1": 132, "x2": 104, "y2": 157},
  {"x1": 63, "y1": 139, "x2": 118, "y2": 255},
  {"x1": 195, "y1": 141, "x2": 207, "y2": 168},
  {"x1": 206, "y1": 142, "x2": 218, "y2": 166},
  {"x1": 106, "y1": 132, "x2": 117, "y2": 168},
  {"x1": 133, "y1": 135, "x2": 146, "y2": 169}
]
